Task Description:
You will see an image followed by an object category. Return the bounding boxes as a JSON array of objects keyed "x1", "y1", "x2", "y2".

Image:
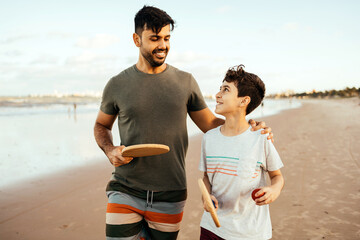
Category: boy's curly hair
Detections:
[{"x1": 223, "y1": 65, "x2": 265, "y2": 115}]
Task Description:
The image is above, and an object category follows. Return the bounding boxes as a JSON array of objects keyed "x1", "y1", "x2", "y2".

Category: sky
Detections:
[{"x1": 0, "y1": 0, "x2": 359, "y2": 96}]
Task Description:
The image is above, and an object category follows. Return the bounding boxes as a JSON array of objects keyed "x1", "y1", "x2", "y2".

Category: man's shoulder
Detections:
[
  {"x1": 167, "y1": 64, "x2": 193, "y2": 78},
  {"x1": 106, "y1": 65, "x2": 136, "y2": 86},
  {"x1": 112, "y1": 65, "x2": 135, "y2": 79}
]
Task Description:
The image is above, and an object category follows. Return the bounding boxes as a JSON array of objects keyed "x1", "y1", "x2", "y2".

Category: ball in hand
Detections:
[{"x1": 251, "y1": 188, "x2": 264, "y2": 201}]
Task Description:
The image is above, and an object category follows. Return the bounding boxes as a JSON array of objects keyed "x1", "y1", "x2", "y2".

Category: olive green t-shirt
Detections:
[{"x1": 100, "y1": 64, "x2": 207, "y2": 191}]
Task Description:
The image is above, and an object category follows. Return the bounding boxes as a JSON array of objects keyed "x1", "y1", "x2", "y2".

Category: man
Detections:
[{"x1": 94, "y1": 6, "x2": 273, "y2": 240}]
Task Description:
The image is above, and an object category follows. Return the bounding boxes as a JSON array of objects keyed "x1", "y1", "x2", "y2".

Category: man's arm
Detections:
[
  {"x1": 189, "y1": 108, "x2": 274, "y2": 141},
  {"x1": 94, "y1": 110, "x2": 133, "y2": 167},
  {"x1": 189, "y1": 108, "x2": 224, "y2": 133}
]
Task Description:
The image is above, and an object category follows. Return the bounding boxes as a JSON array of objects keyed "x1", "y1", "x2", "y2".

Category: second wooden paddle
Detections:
[{"x1": 198, "y1": 178, "x2": 221, "y2": 228}]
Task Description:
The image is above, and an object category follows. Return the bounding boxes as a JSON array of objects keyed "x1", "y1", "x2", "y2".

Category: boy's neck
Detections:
[{"x1": 221, "y1": 112, "x2": 250, "y2": 136}]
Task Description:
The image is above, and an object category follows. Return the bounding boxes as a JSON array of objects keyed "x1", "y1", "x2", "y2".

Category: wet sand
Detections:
[{"x1": 1, "y1": 98, "x2": 359, "y2": 239}]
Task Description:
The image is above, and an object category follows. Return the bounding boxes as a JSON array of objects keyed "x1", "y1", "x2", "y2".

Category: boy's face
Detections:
[
  {"x1": 215, "y1": 81, "x2": 247, "y2": 116},
  {"x1": 135, "y1": 24, "x2": 171, "y2": 67}
]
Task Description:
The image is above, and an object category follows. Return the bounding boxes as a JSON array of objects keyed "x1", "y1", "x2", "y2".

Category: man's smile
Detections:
[{"x1": 153, "y1": 50, "x2": 167, "y2": 58}]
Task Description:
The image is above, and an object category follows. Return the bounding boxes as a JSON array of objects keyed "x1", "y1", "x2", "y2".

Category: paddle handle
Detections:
[{"x1": 198, "y1": 179, "x2": 221, "y2": 227}]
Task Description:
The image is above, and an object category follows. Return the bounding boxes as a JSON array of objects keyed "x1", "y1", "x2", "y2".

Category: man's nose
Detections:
[{"x1": 158, "y1": 39, "x2": 166, "y2": 49}]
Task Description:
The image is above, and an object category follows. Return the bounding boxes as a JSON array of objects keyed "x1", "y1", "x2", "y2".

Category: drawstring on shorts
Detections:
[{"x1": 146, "y1": 190, "x2": 154, "y2": 208}]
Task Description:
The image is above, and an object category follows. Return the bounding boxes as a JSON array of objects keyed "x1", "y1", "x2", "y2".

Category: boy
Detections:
[{"x1": 199, "y1": 65, "x2": 284, "y2": 239}]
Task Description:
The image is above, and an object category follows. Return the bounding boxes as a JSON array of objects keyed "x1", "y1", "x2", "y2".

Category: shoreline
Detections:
[
  {"x1": 0, "y1": 98, "x2": 300, "y2": 188},
  {"x1": 1, "y1": 98, "x2": 359, "y2": 239}
]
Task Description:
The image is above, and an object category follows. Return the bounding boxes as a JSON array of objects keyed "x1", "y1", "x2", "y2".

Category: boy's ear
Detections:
[
  {"x1": 133, "y1": 33, "x2": 141, "y2": 47},
  {"x1": 239, "y1": 96, "x2": 251, "y2": 107}
]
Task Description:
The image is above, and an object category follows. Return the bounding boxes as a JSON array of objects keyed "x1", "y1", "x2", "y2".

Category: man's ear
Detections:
[{"x1": 133, "y1": 33, "x2": 141, "y2": 47}]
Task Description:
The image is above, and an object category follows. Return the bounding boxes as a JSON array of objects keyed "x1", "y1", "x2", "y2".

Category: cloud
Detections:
[
  {"x1": 0, "y1": 34, "x2": 36, "y2": 44},
  {"x1": 47, "y1": 32, "x2": 74, "y2": 39},
  {"x1": 75, "y1": 34, "x2": 120, "y2": 48},
  {"x1": 283, "y1": 22, "x2": 299, "y2": 31},
  {"x1": 216, "y1": 5, "x2": 231, "y2": 14},
  {"x1": 168, "y1": 51, "x2": 226, "y2": 65},
  {"x1": 65, "y1": 51, "x2": 118, "y2": 65},
  {"x1": 30, "y1": 55, "x2": 59, "y2": 65},
  {"x1": 3, "y1": 50, "x2": 23, "y2": 57}
]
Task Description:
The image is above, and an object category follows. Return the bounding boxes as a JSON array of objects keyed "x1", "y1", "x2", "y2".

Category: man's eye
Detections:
[{"x1": 151, "y1": 38, "x2": 158, "y2": 41}]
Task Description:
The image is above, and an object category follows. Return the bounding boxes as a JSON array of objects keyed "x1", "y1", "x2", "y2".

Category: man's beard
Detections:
[{"x1": 141, "y1": 48, "x2": 168, "y2": 67}]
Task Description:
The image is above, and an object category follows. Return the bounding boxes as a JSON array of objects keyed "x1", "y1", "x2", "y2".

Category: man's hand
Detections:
[
  {"x1": 248, "y1": 119, "x2": 274, "y2": 142},
  {"x1": 106, "y1": 145, "x2": 133, "y2": 167}
]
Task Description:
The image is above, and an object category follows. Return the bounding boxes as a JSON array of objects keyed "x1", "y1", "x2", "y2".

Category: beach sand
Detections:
[{"x1": 1, "y1": 98, "x2": 359, "y2": 239}]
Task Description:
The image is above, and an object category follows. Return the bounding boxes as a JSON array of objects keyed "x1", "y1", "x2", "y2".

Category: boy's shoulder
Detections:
[
  {"x1": 203, "y1": 126, "x2": 221, "y2": 138},
  {"x1": 249, "y1": 128, "x2": 269, "y2": 137}
]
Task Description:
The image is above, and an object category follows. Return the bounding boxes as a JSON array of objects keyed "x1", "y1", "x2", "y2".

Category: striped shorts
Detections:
[{"x1": 106, "y1": 191, "x2": 185, "y2": 240}]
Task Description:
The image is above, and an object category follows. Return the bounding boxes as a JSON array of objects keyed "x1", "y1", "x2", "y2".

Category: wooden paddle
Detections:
[
  {"x1": 198, "y1": 178, "x2": 221, "y2": 228},
  {"x1": 122, "y1": 144, "x2": 170, "y2": 158}
]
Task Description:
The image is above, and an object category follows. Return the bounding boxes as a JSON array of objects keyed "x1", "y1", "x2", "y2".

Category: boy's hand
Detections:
[
  {"x1": 203, "y1": 195, "x2": 219, "y2": 212},
  {"x1": 254, "y1": 186, "x2": 281, "y2": 206},
  {"x1": 249, "y1": 119, "x2": 274, "y2": 142}
]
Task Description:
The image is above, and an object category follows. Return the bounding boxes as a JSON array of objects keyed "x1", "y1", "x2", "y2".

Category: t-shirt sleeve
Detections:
[
  {"x1": 198, "y1": 135, "x2": 207, "y2": 172},
  {"x1": 100, "y1": 78, "x2": 119, "y2": 115},
  {"x1": 263, "y1": 135, "x2": 284, "y2": 171},
  {"x1": 187, "y1": 74, "x2": 208, "y2": 112}
]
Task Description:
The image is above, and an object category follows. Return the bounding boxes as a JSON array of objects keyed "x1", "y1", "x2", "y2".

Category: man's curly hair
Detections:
[{"x1": 223, "y1": 65, "x2": 265, "y2": 115}]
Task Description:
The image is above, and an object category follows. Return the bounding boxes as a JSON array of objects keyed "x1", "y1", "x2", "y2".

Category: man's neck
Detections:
[
  {"x1": 136, "y1": 58, "x2": 167, "y2": 74},
  {"x1": 221, "y1": 112, "x2": 249, "y2": 136}
]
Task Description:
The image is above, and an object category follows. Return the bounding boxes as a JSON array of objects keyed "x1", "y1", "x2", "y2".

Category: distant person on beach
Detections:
[
  {"x1": 94, "y1": 6, "x2": 274, "y2": 240},
  {"x1": 199, "y1": 65, "x2": 284, "y2": 240}
]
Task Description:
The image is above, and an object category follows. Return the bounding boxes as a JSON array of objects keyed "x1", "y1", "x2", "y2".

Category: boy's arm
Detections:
[
  {"x1": 202, "y1": 172, "x2": 219, "y2": 210},
  {"x1": 254, "y1": 169, "x2": 284, "y2": 206}
]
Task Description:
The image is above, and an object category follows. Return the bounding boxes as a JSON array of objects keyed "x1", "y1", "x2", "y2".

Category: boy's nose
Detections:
[{"x1": 215, "y1": 92, "x2": 221, "y2": 99}]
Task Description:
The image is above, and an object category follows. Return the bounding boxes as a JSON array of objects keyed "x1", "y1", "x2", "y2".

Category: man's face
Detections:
[{"x1": 138, "y1": 24, "x2": 171, "y2": 67}]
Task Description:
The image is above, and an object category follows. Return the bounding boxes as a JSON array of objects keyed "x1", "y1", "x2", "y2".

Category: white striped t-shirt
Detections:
[{"x1": 198, "y1": 125, "x2": 283, "y2": 240}]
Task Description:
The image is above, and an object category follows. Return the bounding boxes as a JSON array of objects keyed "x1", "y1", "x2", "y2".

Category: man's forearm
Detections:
[
  {"x1": 202, "y1": 117, "x2": 225, "y2": 133},
  {"x1": 213, "y1": 117, "x2": 225, "y2": 129},
  {"x1": 94, "y1": 122, "x2": 115, "y2": 155}
]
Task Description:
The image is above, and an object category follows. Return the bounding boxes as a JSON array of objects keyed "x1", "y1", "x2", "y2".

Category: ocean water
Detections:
[{"x1": 0, "y1": 99, "x2": 300, "y2": 188}]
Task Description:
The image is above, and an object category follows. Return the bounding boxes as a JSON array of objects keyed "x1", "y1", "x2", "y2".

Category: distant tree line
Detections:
[{"x1": 268, "y1": 87, "x2": 360, "y2": 99}]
